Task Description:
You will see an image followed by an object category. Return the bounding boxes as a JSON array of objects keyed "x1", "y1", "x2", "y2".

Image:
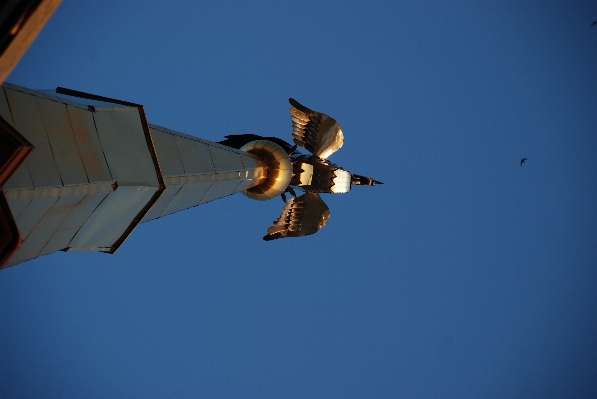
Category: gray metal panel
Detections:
[
  {"x1": 234, "y1": 179, "x2": 257, "y2": 192},
  {"x1": 239, "y1": 153, "x2": 262, "y2": 170},
  {"x1": 58, "y1": 191, "x2": 109, "y2": 231},
  {"x1": 208, "y1": 146, "x2": 245, "y2": 172},
  {"x1": 70, "y1": 186, "x2": 157, "y2": 249},
  {"x1": 93, "y1": 108, "x2": 159, "y2": 186},
  {"x1": 38, "y1": 97, "x2": 88, "y2": 186},
  {"x1": 38, "y1": 92, "x2": 88, "y2": 110},
  {"x1": 3, "y1": 83, "x2": 38, "y2": 96},
  {"x1": 199, "y1": 180, "x2": 243, "y2": 204},
  {"x1": 161, "y1": 182, "x2": 212, "y2": 217},
  {"x1": 39, "y1": 226, "x2": 79, "y2": 256},
  {"x1": 8, "y1": 195, "x2": 85, "y2": 265},
  {"x1": 150, "y1": 128, "x2": 185, "y2": 177},
  {"x1": 0, "y1": 87, "x2": 13, "y2": 124},
  {"x1": 5, "y1": 88, "x2": 62, "y2": 188},
  {"x1": 15, "y1": 197, "x2": 58, "y2": 239},
  {"x1": 7, "y1": 199, "x2": 30, "y2": 219},
  {"x1": 1, "y1": 89, "x2": 37, "y2": 190},
  {"x1": 159, "y1": 126, "x2": 208, "y2": 143},
  {"x1": 176, "y1": 136, "x2": 214, "y2": 174},
  {"x1": 67, "y1": 105, "x2": 112, "y2": 183},
  {"x1": 3, "y1": 162, "x2": 34, "y2": 190},
  {"x1": 141, "y1": 185, "x2": 182, "y2": 222}
]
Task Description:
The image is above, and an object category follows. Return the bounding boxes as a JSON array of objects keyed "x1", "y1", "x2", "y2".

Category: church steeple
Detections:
[
  {"x1": 0, "y1": 84, "x2": 382, "y2": 268},
  {"x1": 0, "y1": 83, "x2": 268, "y2": 268}
]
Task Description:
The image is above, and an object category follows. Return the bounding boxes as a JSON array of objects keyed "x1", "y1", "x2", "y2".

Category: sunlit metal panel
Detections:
[
  {"x1": 15, "y1": 197, "x2": 57, "y2": 239},
  {"x1": 6, "y1": 194, "x2": 84, "y2": 265},
  {"x1": 208, "y1": 145, "x2": 245, "y2": 172},
  {"x1": 175, "y1": 136, "x2": 215, "y2": 175},
  {"x1": 37, "y1": 97, "x2": 88, "y2": 186},
  {"x1": 150, "y1": 127, "x2": 185, "y2": 177},
  {"x1": 141, "y1": 185, "x2": 182, "y2": 222},
  {"x1": 161, "y1": 182, "x2": 212, "y2": 217},
  {"x1": 5, "y1": 88, "x2": 62, "y2": 188},
  {"x1": 93, "y1": 107, "x2": 159, "y2": 186},
  {"x1": 69, "y1": 186, "x2": 158, "y2": 250},
  {"x1": 199, "y1": 180, "x2": 243, "y2": 204},
  {"x1": 66, "y1": 105, "x2": 112, "y2": 183}
]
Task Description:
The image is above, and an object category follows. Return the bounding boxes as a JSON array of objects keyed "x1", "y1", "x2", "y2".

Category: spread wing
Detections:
[
  {"x1": 289, "y1": 98, "x2": 344, "y2": 159},
  {"x1": 263, "y1": 192, "x2": 331, "y2": 240}
]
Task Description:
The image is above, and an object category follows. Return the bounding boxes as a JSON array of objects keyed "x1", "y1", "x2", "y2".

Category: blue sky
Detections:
[{"x1": 1, "y1": 1, "x2": 597, "y2": 398}]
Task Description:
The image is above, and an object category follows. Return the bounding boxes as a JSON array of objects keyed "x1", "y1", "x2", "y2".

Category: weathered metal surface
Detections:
[
  {"x1": 141, "y1": 185, "x2": 182, "y2": 222},
  {"x1": 7, "y1": 199, "x2": 30, "y2": 219},
  {"x1": 0, "y1": 86, "x2": 33, "y2": 189},
  {"x1": 39, "y1": 226, "x2": 79, "y2": 256},
  {"x1": 15, "y1": 197, "x2": 57, "y2": 239},
  {"x1": 37, "y1": 97, "x2": 88, "y2": 185},
  {"x1": 149, "y1": 127, "x2": 185, "y2": 177},
  {"x1": 38, "y1": 91, "x2": 88, "y2": 110},
  {"x1": 3, "y1": 162, "x2": 34, "y2": 190},
  {"x1": 199, "y1": 180, "x2": 243, "y2": 205},
  {"x1": 66, "y1": 105, "x2": 112, "y2": 183},
  {"x1": 57, "y1": 191, "x2": 109, "y2": 232},
  {"x1": 69, "y1": 186, "x2": 157, "y2": 250},
  {"x1": 0, "y1": 191, "x2": 22, "y2": 270},
  {"x1": 0, "y1": 87, "x2": 13, "y2": 124},
  {"x1": 93, "y1": 107, "x2": 159, "y2": 186},
  {"x1": 208, "y1": 145, "x2": 245, "y2": 172},
  {"x1": 5, "y1": 88, "x2": 62, "y2": 188},
  {"x1": 161, "y1": 182, "x2": 212, "y2": 217},
  {"x1": 163, "y1": 173, "x2": 212, "y2": 186},
  {"x1": 175, "y1": 136, "x2": 215, "y2": 175},
  {"x1": 6, "y1": 194, "x2": 84, "y2": 266},
  {"x1": 5, "y1": 181, "x2": 113, "y2": 201}
]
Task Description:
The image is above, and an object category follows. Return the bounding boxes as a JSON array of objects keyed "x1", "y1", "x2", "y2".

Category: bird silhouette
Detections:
[
  {"x1": 520, "y1": 158, "x2": 527, "y2": 166},
  {"x1": 592, "y1": 21, "x2": 597, "y2": 27}
]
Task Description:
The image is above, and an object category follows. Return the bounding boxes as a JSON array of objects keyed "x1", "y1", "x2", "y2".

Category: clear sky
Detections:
[{"x1": 1, "y1": 1, "x2": 597, "y2": 398}]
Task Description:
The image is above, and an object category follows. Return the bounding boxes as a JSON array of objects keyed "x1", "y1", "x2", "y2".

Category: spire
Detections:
[{"x1": 0, "y1": 83, "x2": 266, "y2": 268}]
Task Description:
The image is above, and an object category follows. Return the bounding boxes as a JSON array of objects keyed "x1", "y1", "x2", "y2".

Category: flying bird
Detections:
[
  {"x1": 520, "y1": 158, "x2": 527, "y2": 166},
  {"x1": 592, "y1": 21, "x2": 597, "y2": 26}
]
